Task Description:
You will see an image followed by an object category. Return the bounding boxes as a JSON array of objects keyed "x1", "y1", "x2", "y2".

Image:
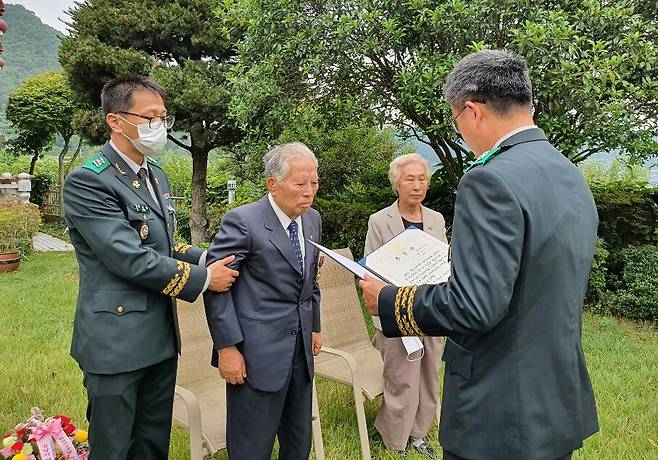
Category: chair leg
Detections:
[
  {"x1": 350, "y1": 382, "x2": 371, "y2": 460},
  {"x1": 311, "y1": 379, "x2": 325, "y2": 460},
  {"x1": 317, "y1": 346, "x2": 372, "y2": 460},
  {"x1": 174, "y1": 385, "x2": 205, "y2": 460}
]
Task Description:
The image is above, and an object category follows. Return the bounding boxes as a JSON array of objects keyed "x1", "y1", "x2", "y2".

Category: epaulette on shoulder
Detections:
[
  {"x1": 146, "y1": 156, "x2": 162, "y2": 169},
  {"x1": 82, "y1": 154, "x2": 111, "y2": 174}
]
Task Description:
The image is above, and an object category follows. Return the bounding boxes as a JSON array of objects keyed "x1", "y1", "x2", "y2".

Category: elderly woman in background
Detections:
[{"x1": 364, "y1": 153, "x2": 446, "y2": 458}]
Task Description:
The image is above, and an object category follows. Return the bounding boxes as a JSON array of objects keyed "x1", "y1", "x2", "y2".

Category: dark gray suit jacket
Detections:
[
  {"x1": 64, "y1": 142, "x2": 207, "y2": 375},
  {"x1": 204, "y1": 196, "x2": 322, "y2": 392},
  {"x1": 379, "y1": 128, "x2": 599, "y2": 460}
]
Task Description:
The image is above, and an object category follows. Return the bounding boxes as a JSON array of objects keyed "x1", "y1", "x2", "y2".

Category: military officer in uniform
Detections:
[
  {"x1": 63, "y1": 75, "x2": 238, "y2": 459},
  {"x1": 361, "y1": 50, "x2": 600, "y2": 460}
]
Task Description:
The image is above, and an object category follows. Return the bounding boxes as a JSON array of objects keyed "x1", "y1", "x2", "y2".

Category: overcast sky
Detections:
[{"x1": 9, "y1": 0, "x2": 75, "y2": 33}]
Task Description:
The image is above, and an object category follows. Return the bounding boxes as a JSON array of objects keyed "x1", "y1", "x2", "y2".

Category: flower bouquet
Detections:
[{"x1": 1, "y1": 408, "x2": 89, "y2": 460}]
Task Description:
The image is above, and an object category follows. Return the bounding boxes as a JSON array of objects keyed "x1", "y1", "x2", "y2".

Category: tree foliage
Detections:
[
  {"x1": 5, "y1": 70, "x2": 83, "y2": 213},
  {"x1": 233, "y1": 0, "x2": 658, "y2": 186},
  {"x1": 0, "y1": 4, "x2": 61, "y2": 133},
  {"x1": 60, "y1": 0, "x2": 244, "y2": 243},
  {"x1": 6, "y1": 71, "x2": 78, "y2": 174}
]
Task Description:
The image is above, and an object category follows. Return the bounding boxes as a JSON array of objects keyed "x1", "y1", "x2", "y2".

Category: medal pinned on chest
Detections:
[
  {"x1": 139, "y1": 221, "x2": 149, "y2": 240},
  {"x1": 131, "y1": 204, "x2": 151, "y2": 241}
]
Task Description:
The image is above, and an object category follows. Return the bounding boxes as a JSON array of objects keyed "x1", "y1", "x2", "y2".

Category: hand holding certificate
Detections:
[
  {"x1": 360, "y1": 226, "x2": 450, "y2": 286},
  {"x1": 309, "y1": 228, "x2": 450, "y2": 355},
  {"x1": 308, "y1": 226, "x2": 450, "y2": 285}
]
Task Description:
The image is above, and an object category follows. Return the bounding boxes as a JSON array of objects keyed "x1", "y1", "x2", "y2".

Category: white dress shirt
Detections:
[
  {"x1": 474, "y1": 125, "x2": 538, "y2": 160},
  {"x1": 268, "y1": 193, "x2": 305, "y2": 265},
  {"x1": 110, "y1": 140, "x2": 160, "y2": 209}
]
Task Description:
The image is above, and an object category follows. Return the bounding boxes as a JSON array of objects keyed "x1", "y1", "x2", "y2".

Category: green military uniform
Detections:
[
  {"x1": 64, "y1": 142, "x2": 208, "y2": 459},
  {"x1": 378, "y1": 128, "x2": 599, "y2": 460}
]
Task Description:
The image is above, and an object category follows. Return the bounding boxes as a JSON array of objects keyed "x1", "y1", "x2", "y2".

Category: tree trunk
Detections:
[
  {"x1": 58, "y1": 136, "x2": 71, "y2": 217},
  {"x1": 29, "y1": 153, "x2": 39, "y2": 176},
  {"x1": 190, "y1": 147, "x2": 209, "y2": 244},
  {"x1": 67, "y1": 138, "x2": 83, "y2": 175}
]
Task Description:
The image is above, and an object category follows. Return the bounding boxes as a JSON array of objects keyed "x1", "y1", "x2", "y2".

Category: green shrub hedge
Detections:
[
  {"x1": 586, "y1": 238, "x2": 609, "y2": 307},
  {"x1": 0, "y1": 197, "x2": 41, "y2": 257},
  {"x1": 592, "y1": 244, "x2": 658, "y2": 324},
  {"x1": 589, "y1": 182, "x2": 658, "y2": 252}
]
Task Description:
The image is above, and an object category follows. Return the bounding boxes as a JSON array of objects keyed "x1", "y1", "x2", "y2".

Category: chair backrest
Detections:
[
  {"x1": 176, "y1": 297, "x2": 216, "y2": 388},
  {"x1": 175, "y1": 297, "x2": 227, "y2": 453},
  {"x1": 318, "y1": 248, "x2": 372, "y2": 349}
]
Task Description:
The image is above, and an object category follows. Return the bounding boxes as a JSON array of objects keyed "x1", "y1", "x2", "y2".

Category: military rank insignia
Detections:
[
  {"x1": 174, "y1": 243, "x2": 192, "y2": 254},
  {"x1": 394, "y1": 285, "x2": 424, "y2": 336},
  {"x1": 114, "y1": 163, "x2": 127, "y2": 175},
  {"x1": 162, "y1": 260, "x2": 192, "y2": 297},
  {"x1": 82, "y1": 154, "x2": 111, "y2": 174},
  {"x1": 132, "y1": 180, "x2": 141, "y2": 189}
]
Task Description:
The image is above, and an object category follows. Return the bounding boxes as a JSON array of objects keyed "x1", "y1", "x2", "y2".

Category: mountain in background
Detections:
[{"x1": 0, "y1": 3, "x2": 62, "y2": 133}]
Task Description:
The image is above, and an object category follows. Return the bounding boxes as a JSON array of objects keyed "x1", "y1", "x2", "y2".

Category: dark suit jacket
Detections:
[
  {"x1": 204, "y1": 196, "x2": 322, "y2": 392},
  {"x1": 64, "y1": 142, "x2": 207, "y2": 375},
  {"x1": 379, "y1": 128, "x2": 599, "y2": 460}
]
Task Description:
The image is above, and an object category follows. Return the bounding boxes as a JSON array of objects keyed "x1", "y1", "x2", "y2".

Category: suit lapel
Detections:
[
  {"x1": 385, "y1": 200, "x2": 405, "y2": 239},
  {"x1": 102, "y1": 144, "x2": 164, "y2": 218},
  {"x1": 263, "y1": 197, "x2": 303, "y2": 276},
  {"x1": 148, "y1": 166, "x2": 173, "y2": 246},
  {"x1": 301, "y1": 212, "x2": 316, "y2": 281},
  {"x1": 420, "y1": 205, "x2": 434, "y2": 234}
]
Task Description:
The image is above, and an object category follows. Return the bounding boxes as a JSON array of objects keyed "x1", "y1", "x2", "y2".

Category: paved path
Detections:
[{"x1": 33, "y1": 232, "x2": 74, "y2": 252}]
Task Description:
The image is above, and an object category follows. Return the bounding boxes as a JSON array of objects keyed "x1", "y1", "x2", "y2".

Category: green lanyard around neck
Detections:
[{"x1": 465, "y1": 146, "x2": 501, "y2": 172}]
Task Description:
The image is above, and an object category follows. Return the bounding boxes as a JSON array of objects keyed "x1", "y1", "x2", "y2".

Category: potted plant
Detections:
[
  {"x1": 0, "y1": 237, "x2": 21, "y2": 272},
  {"x1": 0, "y1": 196, "x2": 41, "y2": 273}
]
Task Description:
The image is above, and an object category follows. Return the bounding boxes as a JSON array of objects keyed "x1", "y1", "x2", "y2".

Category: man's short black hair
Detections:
[
  {"x1": 444, "y1": 50, "x2": 533, "y2": 115},
  {"x1": 101, "y1": 75, "x2": 167, "y2": 115}
]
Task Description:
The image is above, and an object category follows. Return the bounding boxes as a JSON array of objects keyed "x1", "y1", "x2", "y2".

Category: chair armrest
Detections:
[
  {"x1": 174, "y1": 385, "x2": 201, "y2": 425},
  {"x1": 318, "y1": 346, "x2": 360, "y2": 372}
]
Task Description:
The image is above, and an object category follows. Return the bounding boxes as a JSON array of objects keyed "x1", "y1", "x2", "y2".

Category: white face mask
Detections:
[{"x1": 118, "y1": 115, "x2": 168, "y2": 155}]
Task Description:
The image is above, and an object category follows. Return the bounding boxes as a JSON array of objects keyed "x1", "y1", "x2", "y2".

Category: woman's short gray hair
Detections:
[
  {"x1": 263, "y1": 142, "x2": 318, "y2": 182},
  {"x1": 388, "y1": 153, "x2": 431, "y2": 194},
  {"x1": 443, "y1": 49, "x2": 533, "y2": 115}
]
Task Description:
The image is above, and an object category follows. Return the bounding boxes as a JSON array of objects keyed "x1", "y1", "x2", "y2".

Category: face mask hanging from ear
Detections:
[
  {"x1": 402, "y1": 336, "x2": 425, "y2": 361},
  {"x1": 117, "y1": 115, "x2": 168, "y2": 155}
]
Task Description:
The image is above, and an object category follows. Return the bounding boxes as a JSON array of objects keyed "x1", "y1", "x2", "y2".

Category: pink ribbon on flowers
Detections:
[{"x1": 31, "y1": 418, "x2": 79, "y2": 460}]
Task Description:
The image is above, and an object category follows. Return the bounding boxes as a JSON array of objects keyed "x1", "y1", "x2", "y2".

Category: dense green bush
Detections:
[
  {"x1": 174, "y1": 179, "x2": 267, "y2": 243},
  {"x1": 589, "y1": 182, "x2": 658, "y2": 252},
  {"x1": 315, "y1": 167, "x2": 396, "y2": 259},
  {"x1": 593, "y1": 245, "x2": 658, "y2": 324},
  {"x1": 585, "y1": 238, "x2": 609, "y2": 306},
  {"x1": 156, "y1": 150, "x2": 233, "y2": 205},
  {"x1": 579, "y1": 160, "x2": 658, "y2": 323},
  {"x1": 314, "y1": 198, "x2": 377, "y2": 260},
  {"x1": 30, "y1": 174, "x2": 57, "y2": 208},
  {"x1": 424, "y1": 171, "x2": 457, "y2": 236},
  {"x1": 581, "y1": 159, "x2": 658, "y2": 252},
  {"x1": 0, "y1": 197, "x2": 42, "y2": 257}
]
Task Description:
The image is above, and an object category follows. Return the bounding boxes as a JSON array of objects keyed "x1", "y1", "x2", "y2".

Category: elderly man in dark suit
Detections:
[
  {"x1": 361, "y1": 50, "x2": 599, "y2": 460},
  {"x1": 64, "y1": 75, "x2": 238, "y2": 459},
  {"x1": 204, "y1": 142, "x2": 323, "y2": 460}
]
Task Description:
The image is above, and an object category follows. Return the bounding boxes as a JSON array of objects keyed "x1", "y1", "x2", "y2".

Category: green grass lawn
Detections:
[{"x1": 1, "y1": 252, "x2": 657, "y2": 459}]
